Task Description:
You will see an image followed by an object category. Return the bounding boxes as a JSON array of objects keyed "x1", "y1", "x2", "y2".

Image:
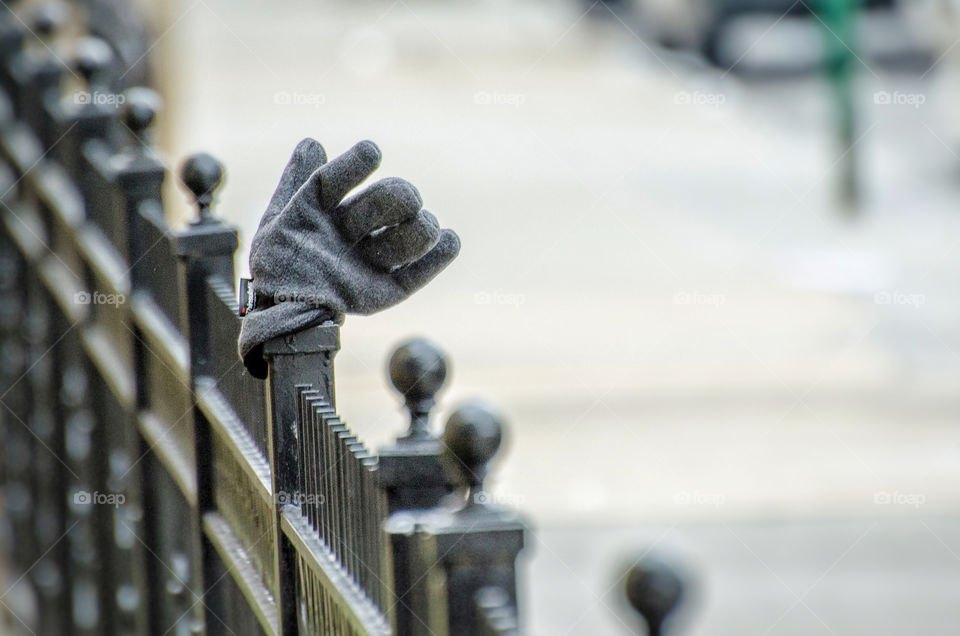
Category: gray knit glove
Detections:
[{"x1": 238, "y1": 138, "x2": 460, "y2": 378}]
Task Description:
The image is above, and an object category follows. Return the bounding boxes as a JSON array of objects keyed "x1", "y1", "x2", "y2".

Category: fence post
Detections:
[
  {"x1": 380, "y1": 338, "x2": 454, "y2": 513},
  {"x1": 379, "y1": 338, "x2": 456, "y2": 635},
  {"x1": 262, "y1": 320, "x2": 341, "y2": 636},
  {"x1": 175, "y1": 153, "x2": 237, "y2": 379},
  {"x1": 0, "y1": 7, "x2": 24, "y2": 99},
  {"x1": 113, "y1": 88, "x2": 164, "y2": 297},
  {"x1": 263, "y1": 322, "x2": 340, "y2": 492},
  {"x1": 0, "y1": 149, "x2": 37, "y2": 633},
  {"x1": 0, "y1": 10, "x2": 74, "y2": 631},
  {"x1": 54, "y1": 37, "x2": 117, "y2": 181},
  {"x1": 8, "y1": 3, "x2": 68, "y2": 143},
  {"x1": 410, "y1": 402, "x2": 526, "y2": 636},
  {"x1": 174, "y1": 152, "x2": 240, "y2": 636},
  {"x1": 15, "y1": 25, "x2": 124, "y2": 636},
  {"x1": 98, "y1": 89, "x2": 165, "y2": 633}
]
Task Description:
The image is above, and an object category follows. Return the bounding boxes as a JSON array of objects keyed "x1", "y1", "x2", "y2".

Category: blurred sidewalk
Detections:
[{"x1": 528, "y1": 516, "x2": 960, "y2": 635}]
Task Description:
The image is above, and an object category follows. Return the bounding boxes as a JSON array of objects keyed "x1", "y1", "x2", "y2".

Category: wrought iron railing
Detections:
[
  {"x1": 0, "y1": 3, "x2": 530, "y2": 634},
  {"x1": 0, "y1": 2, "x2": 685, "y2": 635}
]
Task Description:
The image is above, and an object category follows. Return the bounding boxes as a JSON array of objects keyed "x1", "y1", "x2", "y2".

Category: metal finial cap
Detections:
[
  {"x1": 389, "y1": 338, "x2": 447, "y2": 441},
  {"x1": 73, "y1": 37, "x2": 112, "y2": 83},
  {"x1": 180, "y1": 152, "x2": 224, "y2": 222},
  {"x1": 122, "y1": 87, "x2": 161, "y2": 135},
  {"x1": 625, "y1": 557, "x2": 686, "y2": 635},
  {"x1": 33, "y1": 2, "x2": 68, "y2": 37},
  {"x1": 442, "y1": 401, "x2": 503, "y2": 489},
  {"x1": 389, "y1": 338, "x2": 447, "y2": 402}
]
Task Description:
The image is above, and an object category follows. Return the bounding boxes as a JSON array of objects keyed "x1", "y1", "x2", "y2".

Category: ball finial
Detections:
[
  {"x1": 442, "y1": 401, "x2": 504, "y2": 497},
  {"x1": 122, "y1": 87, "x2": 161, "y2": 137},
  {"x1": 33, "y1": 2, "x2": 68, "y2": 38},
  {"x1": 625, "y1": 557, "x2": 686, "y2": 636},
  {"x1": 179, "y1": 153, "x2": 224, "y2": 223},
  {"x1": 73, "y1": 37, "x2": 113, "y2": 86},
  {"x1": 388, "y1": 338, "x2": 448, "y2": 441}
]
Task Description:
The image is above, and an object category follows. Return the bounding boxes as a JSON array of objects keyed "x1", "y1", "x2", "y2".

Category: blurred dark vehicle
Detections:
[{"x1": 633, "y1": 0, "x2": 931, "y2": 74}]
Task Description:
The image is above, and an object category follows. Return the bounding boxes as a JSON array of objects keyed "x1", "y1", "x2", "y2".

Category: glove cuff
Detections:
[{"x1": 238, "y1": 301, "x2": 343, "y2": 378}]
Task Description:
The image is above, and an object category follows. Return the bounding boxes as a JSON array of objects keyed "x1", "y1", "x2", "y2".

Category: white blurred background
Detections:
[{"x1": 143, "y1": 0, "x2": 960, "y2": 632}]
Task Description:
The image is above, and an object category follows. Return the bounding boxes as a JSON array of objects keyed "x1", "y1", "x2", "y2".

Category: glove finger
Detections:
[
  {"x1": 303, "y1": 139, "x2": 381, "y2": 211},
  {"x1": 336, "y1": 177, "x2": 422, "y2": 243},
  {"x1": 266, "y1": 137, "x2": 326, "y2": 218},
  {"x1": 360, "y1": 209, "x2": 440, "y2": 271},
  {"x1": 393, "y1": 228, "x2": 460, "y2": 292}
]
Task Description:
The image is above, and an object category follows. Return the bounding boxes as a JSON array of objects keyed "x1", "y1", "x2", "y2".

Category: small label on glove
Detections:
[{"x1": 239, "y1": 278, "x2": 256, "y2": 317}]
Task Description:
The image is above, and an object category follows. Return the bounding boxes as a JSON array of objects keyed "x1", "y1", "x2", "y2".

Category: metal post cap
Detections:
[
  {"x1": 72, "y1": 37, "x2": 113, "y2": 84},
  {"x1": 388, "y1": 337, "x2": 447, "y2": 400},
  {"x1": 180, "y1": 152, "x2": 224, "y2": 222},
  {"x1": 32, "y1": 2, "x2": 68, "y2": 37},
  {"x1": 442, "y1": 401, "x2": 504, "y2": 489},
  {"x1": 122, "y1": 87, "x2": 161, "y2": 134},
  {"x1": 388, "y1": 337, "x2": 448, "y2": 441},
  {"x1": 625, "y1": 556, "x2": 686, "y2": 635}
]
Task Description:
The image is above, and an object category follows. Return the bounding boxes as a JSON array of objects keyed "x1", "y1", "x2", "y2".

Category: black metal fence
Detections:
[
  {"x1": 0, "y1": 4, "x2": 532, "y2": 635},
  {"x1": 0, "y1": 3, "x2": 695, "y2": 635}
]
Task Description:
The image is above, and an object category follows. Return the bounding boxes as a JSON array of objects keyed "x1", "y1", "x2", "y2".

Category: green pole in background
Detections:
[{"x1": 819, "y1": 0, "x2": 861, "y2": 215}]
